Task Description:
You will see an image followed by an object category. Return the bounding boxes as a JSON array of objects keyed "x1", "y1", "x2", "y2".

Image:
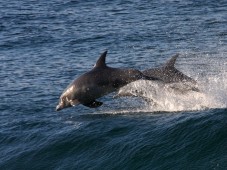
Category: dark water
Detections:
[{"x1": 1, "y1": 0, "x2": 227, "y2": 169}]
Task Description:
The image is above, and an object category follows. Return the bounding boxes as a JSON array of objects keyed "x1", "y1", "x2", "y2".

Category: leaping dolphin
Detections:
[
  {"x1": 56, "y1": 51, "x2": 159, "y2": 111},
  {"x1": 115, "y1": 54, "x2": 199, "y2": 99},
  {"x1": 142, "y1": 54, "x2": 197, "y2": 84}
]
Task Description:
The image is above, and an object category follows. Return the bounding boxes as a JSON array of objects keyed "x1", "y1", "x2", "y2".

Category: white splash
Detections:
[{"x1": 117, "y1": 52, "x2": 227, "y2": 112}]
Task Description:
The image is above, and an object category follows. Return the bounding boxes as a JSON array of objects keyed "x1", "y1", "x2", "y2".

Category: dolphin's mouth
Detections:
[
  {"x1": 56, "y1": 104, "x2": 62, "y2": 111},
  {"x1": 56, "y1": 98, "x2": 80, "y2": 111}
]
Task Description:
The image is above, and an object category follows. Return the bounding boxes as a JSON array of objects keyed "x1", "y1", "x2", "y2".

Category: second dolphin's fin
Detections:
[{"x1": 164, "y1": 53, "x2": 179, "y2": 68}]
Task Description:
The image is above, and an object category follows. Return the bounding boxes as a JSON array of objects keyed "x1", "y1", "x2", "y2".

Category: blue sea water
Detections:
[{"x1": 1, "y1": 0, "x2": 227, "y2": 169}]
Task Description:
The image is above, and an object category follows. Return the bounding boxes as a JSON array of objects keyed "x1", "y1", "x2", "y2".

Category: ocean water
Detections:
[{"x1": 1, "y1": 0, "x2": 227, "y2": 169}]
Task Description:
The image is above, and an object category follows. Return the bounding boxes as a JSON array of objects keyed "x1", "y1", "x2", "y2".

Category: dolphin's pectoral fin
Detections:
[{"x1": 83, "y1": 100, "x2": 103, "y2": 108}]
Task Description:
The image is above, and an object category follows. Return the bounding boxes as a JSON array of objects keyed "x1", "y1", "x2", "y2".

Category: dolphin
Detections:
[
  {"x1": 142, "y1": 54, "x2": 197, "y2": 84},
  {"x1": 115, "y1": 54, "x2": 199, "y2": 99},
  {"x1": 56, "y1": 51, "x2": 159, "y2": 111}
]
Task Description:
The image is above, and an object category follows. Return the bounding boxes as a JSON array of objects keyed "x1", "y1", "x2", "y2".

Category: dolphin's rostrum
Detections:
[{"x1": 56, "y1": 51, "x2": 158, "y2": 111}]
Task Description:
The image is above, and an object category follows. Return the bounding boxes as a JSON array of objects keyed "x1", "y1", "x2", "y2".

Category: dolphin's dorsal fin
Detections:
[
  {"x1": 94, "y1": 51, "x2": 107, "y2": 68},
  {"x1": 164, "y1": 53, "x2": 179, "y2": 68}
]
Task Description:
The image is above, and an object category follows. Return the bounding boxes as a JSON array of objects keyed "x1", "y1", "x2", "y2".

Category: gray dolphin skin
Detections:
[
  {"x1": 142, "y1": 54, "x2": 197, "y2": 84},
  {"x1": 56, "y1": 51, "x2": 158, "y2": 111},
  {"x1": 115, "y1": 54, "x2": 199, "y2": 99}
]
